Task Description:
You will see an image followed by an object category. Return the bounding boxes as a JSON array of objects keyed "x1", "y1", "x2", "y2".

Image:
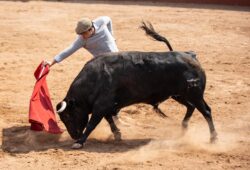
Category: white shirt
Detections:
[{"x1": 54, "y1": 16, "x2": 118, "y2": 63}]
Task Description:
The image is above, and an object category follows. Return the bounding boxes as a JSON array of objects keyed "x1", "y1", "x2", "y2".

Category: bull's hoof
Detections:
[
  {"x1": 210, "y1": 131, "x2": 218, "y2": 143},
  {"x1": 114, "y1": 131, "x2": 122, "y2": 141},
  {"x1": 182, "y1": 121, "x2": 189, "y2": 132},
  {"x1": 71, "y1": 143, "x2": 84, "y2": 149},
  {"x1": 182, "y1": 121, "x2": 188, "y2": 129}
]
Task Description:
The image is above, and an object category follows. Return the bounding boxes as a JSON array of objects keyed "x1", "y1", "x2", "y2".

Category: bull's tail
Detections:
[{"x1": 140, "y1": 21, "x2": 173, "y2": 51}]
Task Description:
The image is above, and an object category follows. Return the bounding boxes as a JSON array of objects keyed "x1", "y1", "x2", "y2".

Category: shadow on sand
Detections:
[{"x1": 1, "y1": 126, "x2": 151, "y2": 154}]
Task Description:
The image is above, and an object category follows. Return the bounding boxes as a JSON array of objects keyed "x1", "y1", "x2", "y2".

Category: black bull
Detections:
[{"x1": 56, "y1": 23, "x2": 217, "y2": 148}]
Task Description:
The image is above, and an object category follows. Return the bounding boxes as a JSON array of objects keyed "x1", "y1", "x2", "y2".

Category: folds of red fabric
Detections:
[{"x1": 29, "y1": 61, "x2": 62, "y2": 134}]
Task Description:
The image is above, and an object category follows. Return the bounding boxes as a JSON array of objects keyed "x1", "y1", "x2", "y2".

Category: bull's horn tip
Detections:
[{"x1": 57, "y1": 101, "x2": 67, "y2": 113}]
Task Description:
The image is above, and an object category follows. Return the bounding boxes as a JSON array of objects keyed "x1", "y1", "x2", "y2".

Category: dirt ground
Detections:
[{"x1": 0, "y1": 0, "x2": 250, "y2": 169}]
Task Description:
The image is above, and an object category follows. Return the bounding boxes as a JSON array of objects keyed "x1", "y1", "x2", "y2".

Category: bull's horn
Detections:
[{"x1": 57, "y1": 101, "x2": 67, "y2": 113}]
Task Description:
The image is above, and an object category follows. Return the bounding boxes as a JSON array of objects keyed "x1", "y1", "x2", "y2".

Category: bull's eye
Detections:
[
  {"x1": 65, "y1": 114, "x2": 71, "y2": 121},
  {"x1": 60, "y1": 113, "x2": 71, "y2": 122},
  {"x1": 64, "y1": 114, "x2": 71, "y2": 119}
]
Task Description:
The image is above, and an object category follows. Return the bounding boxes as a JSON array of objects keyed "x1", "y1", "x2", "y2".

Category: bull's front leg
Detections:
[
  {"x1": 71, "y1": 113, "x2": 104, "y2": 149},
  {"x1": 105, "y1": 115, "x2": 121, "y2": 141}
]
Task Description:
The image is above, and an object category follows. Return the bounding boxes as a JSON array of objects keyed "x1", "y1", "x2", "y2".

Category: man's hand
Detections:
[
  {"x1": 43, "y1": 60, "x2": 57, "y2": 67},
  {"x1": 43, "y1": 60, "x2": 52, "y2": 67}
]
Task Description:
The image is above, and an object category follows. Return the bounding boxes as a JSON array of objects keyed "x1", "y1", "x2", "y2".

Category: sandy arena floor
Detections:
[{"x1": 0, "y1": 0, "x2": 250, "y2": 169}]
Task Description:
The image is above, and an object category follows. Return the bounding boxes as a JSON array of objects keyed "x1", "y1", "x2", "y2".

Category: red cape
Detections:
[{"x1": 29, "y1": 62, "x2": 62, "y2": 134}]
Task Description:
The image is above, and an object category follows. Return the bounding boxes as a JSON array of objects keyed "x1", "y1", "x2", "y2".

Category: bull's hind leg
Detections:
[
  {"x1": 192, "y1": 99, "x2": 218, "y2": 143},
  {"x1": 105, "y1": 115, "x2": 121, "y2": 141},
  {"x1": 172, "y1": 96, "x2": 195, "y2": 130}
]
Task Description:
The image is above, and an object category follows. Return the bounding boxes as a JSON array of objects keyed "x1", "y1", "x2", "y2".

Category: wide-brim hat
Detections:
[{"x1": 75, "y1": 17, "x2": 92, "y2": 34}]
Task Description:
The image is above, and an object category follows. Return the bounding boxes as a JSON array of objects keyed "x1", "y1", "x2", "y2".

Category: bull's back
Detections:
[{"x1": 83, "y1": 51, "x2": 203, "y2": 105}]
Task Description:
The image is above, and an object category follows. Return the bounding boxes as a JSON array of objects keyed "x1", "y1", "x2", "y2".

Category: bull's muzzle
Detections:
[{"x1": 57, "y1": 101, "x2": 67, "y2": 113}]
